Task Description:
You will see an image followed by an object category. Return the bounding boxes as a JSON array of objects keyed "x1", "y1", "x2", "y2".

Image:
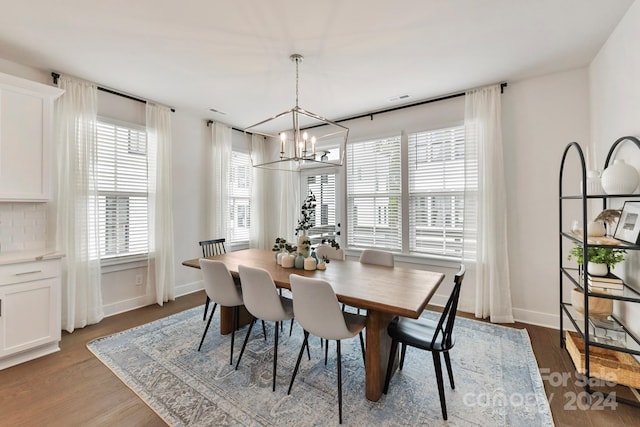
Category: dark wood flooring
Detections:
[{"x1": 1, "y1": 291, "x2": 639, "y2": 426}]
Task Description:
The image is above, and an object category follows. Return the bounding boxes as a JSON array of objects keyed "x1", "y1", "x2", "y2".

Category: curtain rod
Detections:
[
  {"x1": 331, "y1": 82, "x2": 507, "y2": 125},
  {"x1": 207, "y1": 81, "x2": 508, "y2": 131},
  {"x1": 51, "y1": 72, "x2": 175, "y2": 112}
]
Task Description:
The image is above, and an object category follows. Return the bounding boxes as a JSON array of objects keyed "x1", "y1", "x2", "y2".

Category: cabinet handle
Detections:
[
  {"x1": 0, "y1": 299, "x2": 2, "y2": 317},
  {"x1": 14, "y1": 270, "x2": 42, "y2": 276}
]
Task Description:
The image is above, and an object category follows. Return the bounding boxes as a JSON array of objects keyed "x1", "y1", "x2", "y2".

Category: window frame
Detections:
[
  {"x1": 227, "y1": 147, "x2": 252, "y2": 248},
  {"x1": 344, "y1": 123, "x2": 467, "y2": 263},
  {"x1": 95, "y1": 116, "x2": 150, "y2": 266}
]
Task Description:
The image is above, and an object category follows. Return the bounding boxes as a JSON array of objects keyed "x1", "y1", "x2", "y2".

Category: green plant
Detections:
[
  {"x1": 321, "y1": 238, "x2": 340, "y2": 249},
  {"x1": 295, "y1": 191, "x2": 316, "y2": 236},
  {"x1": 272, "y1": 237, "x2": 287, "y2": 252},
  {"x1": 567, "y1": 245, "x2": 626, "y2": 268}
]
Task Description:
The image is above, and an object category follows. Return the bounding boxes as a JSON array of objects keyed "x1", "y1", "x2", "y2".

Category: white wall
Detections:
[
  {"x1": 502, "y1": 68, "x2": 591, "y2": 327},
  {"x1": 590, "y1": 0, "x2": 640, "y2": 341}
]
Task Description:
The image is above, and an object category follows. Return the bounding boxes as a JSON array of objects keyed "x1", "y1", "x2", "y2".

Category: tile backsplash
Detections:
[{"x1": 0, "y1": 202, "x2": 48, "y2": 252}]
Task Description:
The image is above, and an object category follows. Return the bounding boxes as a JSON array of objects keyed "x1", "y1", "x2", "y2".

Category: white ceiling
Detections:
[{"x1": 0, "y1": 0, "x2": 634, "y2": 129}]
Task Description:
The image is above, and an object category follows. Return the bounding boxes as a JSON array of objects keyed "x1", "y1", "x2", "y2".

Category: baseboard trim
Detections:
[
  {"x1": 512, "y1": 307, "x2": 574, "y2": 331},
  {"x1": 103, "y1": 294, "x2": 156, "y2": 317},
  {"x1": 175, "y1": 280, "x2": 204, "y2": 298}
]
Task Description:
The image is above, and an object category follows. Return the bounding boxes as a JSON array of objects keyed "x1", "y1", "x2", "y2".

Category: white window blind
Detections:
[
  {"x1": 96, "y1": 119, "x2": 148, "y2": 260},
  {"x1": 228, "y1": 150, "x2": 252, "y2": 244},
  {"x1": 305, "y1": 172, "x2": 338, "y2": 244},
  {"x1": 408, "y1": 126, "x2": 465, "y2": 256},
  {"x1": 346, "y1": 137, "x2": 402, "y2": 250}
]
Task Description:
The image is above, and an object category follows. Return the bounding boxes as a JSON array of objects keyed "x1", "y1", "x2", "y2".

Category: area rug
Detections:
[{"x1": 87, "y1": 306, "x2": 554, "y2": 426}]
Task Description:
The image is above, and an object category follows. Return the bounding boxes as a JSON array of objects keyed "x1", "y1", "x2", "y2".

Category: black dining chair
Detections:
[
  {"x1": 199, "y1": 238, "x2": 226, "y2": 320},
  {"x1": 383, "y1": 264, "x2": 466, "y2": 420}
]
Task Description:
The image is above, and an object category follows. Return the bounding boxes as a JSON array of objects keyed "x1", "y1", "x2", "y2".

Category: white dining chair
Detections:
[
  {"x1": 315, "y1": 244, "x2": 344, "y2": 261},
  {"x1": 198, "y1": 238, "x2": 227, "y2": 320},
  {"x1": 198, "y1": 258, "x2": 243, "y2": 365},
  {"x1": 235, "y1": 264, "x2": 295, "y2": 392},
  {"x1": 287, "y1": 274, "x2": 366, "y2": 424},
  {"x1": 359, "y1": 249, "x2": 394, "y2": 267}
]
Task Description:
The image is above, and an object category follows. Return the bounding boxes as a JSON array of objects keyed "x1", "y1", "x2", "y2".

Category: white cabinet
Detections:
[
  {"x1": 0, "y1": 255, "x2": 62, "y2": 369},
  {"x1": 0, "y1": 72, "x2": 63, "y2": 201}
]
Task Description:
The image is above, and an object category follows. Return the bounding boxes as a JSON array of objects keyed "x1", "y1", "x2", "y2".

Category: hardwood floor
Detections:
[{"x1": 1, "y1": 291, "x2": 639, "y2": 426}]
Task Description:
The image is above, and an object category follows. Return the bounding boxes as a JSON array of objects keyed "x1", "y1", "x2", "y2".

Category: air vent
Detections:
[
  {"x1": 209, "y1": 108, "x2": 226, "y2": 115},
  {"x1": 388, "y1": 94, "x2": 410, "y2": 102}
]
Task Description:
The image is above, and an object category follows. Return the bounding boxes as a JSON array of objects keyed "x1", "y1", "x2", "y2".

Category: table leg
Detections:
[
  {"x1": 365, "y1": 310, "x2": 396, "y2": 401},
  {"x1": 219, "y1": 305, "x2": 253, "y2": 335}
]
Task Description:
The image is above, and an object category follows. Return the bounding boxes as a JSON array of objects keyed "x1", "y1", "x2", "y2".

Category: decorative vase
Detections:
[
  {"x1": 282, "y1": 254, "x2": 295, "y2": 268},
  {"x1": 298, "y1": 235, "x2": 311, "y2": 258},
  {"x1": 580, "y1": 170, "x2": 604, "y2": 195},
  {"x1": 317, "y1": 261, "x2": 326, "y2": 270},
  {"x1": 586, "y1": 221, "x2": 606, "y2": 237},
  {"x1": 601, "y1": 159, "x2": 639, "y2": 194},
  {"x1": 277, "y1": 251, "x2": 286, "y2": 265},
  {"x1": 587, "y1": 262, "x2": 608, "y2": 277},
  {"x1": 294, "y1": 254, "x2": 305, "y2": 269},
  {"x1": 304, "y1": 257, "x2": 317, "y2": 271}
]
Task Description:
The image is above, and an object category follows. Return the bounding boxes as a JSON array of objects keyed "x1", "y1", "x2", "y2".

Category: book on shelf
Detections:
[
  {"x1": 587, "y1": 279, "x2": 623, "y2": 290},
  {"x1": 586, "y1": 272, "x2": 623, "y2": 284}
]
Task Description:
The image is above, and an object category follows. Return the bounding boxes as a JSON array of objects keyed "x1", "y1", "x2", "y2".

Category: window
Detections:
[
  {"x1": 96, "y1": 119, "x2": 148, "y2": 260},
  {"x1": 303, "y1": 171, "x2": 339, "y2": 244},
  {"x1": 346, "y1": 137, "x2": 402, "y2": 250},
  {"x1": 228, "y1": 150, "x2": 252, "y2": 244},
  {"x1": 346, "y1": 125, "x2": 466, "y2": 258},
  {"x1": 408, "y1": 126, "x2": 465, "y2": 257}
]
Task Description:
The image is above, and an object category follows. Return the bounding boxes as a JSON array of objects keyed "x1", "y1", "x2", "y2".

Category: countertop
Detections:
[{"x1": 0, "y1": 249, "x2": 65, "y2": 266}]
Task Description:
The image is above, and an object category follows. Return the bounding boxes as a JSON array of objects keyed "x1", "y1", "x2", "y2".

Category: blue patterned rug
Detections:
[{"x1": 87, "y1": 306, "x2": 553, "y2": 426}]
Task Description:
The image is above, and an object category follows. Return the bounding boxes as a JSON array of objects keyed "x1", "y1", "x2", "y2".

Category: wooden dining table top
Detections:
[{"x1": 182, "y1": 248, "x2": 445, "y2": 319}]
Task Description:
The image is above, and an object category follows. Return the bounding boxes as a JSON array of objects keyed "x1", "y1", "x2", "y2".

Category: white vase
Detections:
[
  {"x1": 298, "y1": 235, "x2": 311, "y2": 258},
  {"x1": 587, "y1": 262, "x2": 608, "y2": 277},
  {"x1": 303, "y1": 257, "x2": 317, "y2": 271},
  {"x1": 601, "y1": 159, "x2": 639, "y2": 194},
  {"x1": 580, "y1": 170, "x2": 604, "y2": 195},
  {"x1": 282, "y1": 254, "x2": 295, "y2": 268},
  {"x1": 586, "y1": 221, "x2": 606, "y2": 237}
]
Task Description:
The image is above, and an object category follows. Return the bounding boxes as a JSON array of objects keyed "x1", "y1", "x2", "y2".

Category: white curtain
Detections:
[
  {"x1": 464, "y1": 85, "x2": 514, "y2": 323},
  {"x1": 210, "y1": 122, "x2": 232, "y2": 239},
  {"x1": 250, "y1": 134, "x2": 271, "y2": 249},
  {"x1": 146, "y1": 103, "x2": 175, "y2": 306},
  {"x1": 277, "y1": 166, "x2": 300, "y2": 243},
  {"x1": 55, "y1": 76, "x2": 103, "y2": 333}
]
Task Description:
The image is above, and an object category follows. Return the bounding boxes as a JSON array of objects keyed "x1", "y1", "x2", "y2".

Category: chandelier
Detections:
[{"x1": 245, "y1": 54, "x2": 348, "y2": 171}]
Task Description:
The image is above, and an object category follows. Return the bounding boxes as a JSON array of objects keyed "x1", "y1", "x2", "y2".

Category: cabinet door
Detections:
[
  {"x1": 0, "y1": 87, "x2": 47, "y2": 200},
  {"x1": 0, "y1": 72, "x2": 63, "y2": 201},
  {"x1": 0, "y1": 277, "x2": 60, "y2": 357}
]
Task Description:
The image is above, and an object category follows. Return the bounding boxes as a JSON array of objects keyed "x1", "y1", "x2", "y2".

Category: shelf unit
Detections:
[{"x1": 559, "y1": 136, "x2": 640, "y2": 406}]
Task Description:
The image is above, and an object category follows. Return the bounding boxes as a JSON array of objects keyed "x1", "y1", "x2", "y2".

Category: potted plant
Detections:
[
  {"x1": 567, "y1": 244, "x2": 625, "y2": 276},
  {"x1": 295, "y1": 191, "x2": 316, "y2": 237}
]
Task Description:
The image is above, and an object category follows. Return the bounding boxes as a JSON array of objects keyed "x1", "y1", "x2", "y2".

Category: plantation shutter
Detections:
[
  {"x1": 96, "y1": 119, "x2": 148, "y2": 259},
  {"x1": 408, "y1": 126, "x2": 465, "y2": 256},
  {"x1": 346, "y1": 136, "x2": 402, "y2": 250},
  {"x1": 305, "y1": 172, "x2": 338, "y2": 243},
  {"x1": 228, "y1": 150, "x2": 252, "y2": 244}
]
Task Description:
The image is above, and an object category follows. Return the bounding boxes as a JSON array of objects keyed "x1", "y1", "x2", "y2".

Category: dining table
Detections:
[{"x1": 182, "y1": 248, "x2": 445, "y2": 402}]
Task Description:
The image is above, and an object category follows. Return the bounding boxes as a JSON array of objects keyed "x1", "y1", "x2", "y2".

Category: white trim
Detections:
[{"x1": 102, "y1": 293, "x2": 155, "y2": 317}]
